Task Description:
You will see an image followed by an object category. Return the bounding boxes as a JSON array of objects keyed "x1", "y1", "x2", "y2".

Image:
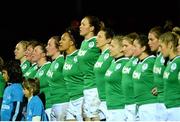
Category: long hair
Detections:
[{"x1": 2, "y1": 60, "x2": 23, "y2": 83}]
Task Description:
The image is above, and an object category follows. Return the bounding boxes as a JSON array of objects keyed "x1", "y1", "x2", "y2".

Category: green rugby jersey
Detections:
[
  {"x1": 21, "y1": 60, "x2": 31, "y2": 75},
  {"x1": 46, "y1": 55, "x2": 69, "y2": 104},
  {"x1": 132, "y1": 55, "x2": 157, "y2": 105},
  {"x1": 77, "y1": 36, "x2": 101, "y2": 89},
  {"x1": 122, "y1": 56, "x2": 138, "y2": 105},
  {"x1": 34, "y1": 61, "x2": 51, "y2": 108},
  {"x1": 105, "y1": 57, "x2": 129, "y2": 109},
  {"x1": 153, "y1": 53, "x2": 166, "y2": 102},
  {"x1": 93, "y1": 49, "x2": 113, "y2": 101},
  {"x1": 163, "y1": 56, "x2": 180, "y2": 108},
  {"x1": 63, "y1": 50, "x2": 84, "y2": 100},
  {"x1": 24, "y1": 63, "x2": 38, "y2": 79},
  {"x1": 0, "y1": 72, "x2": 5, "y2": 98}
]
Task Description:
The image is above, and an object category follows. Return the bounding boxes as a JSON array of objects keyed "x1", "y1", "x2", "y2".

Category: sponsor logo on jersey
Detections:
[
  {"x1": 64, "y1": 63, "x2": 72, "y2": 70},
  {"x1": 133, "y1": 71, "x2": 141, "y2": 79},
  {"x1": 104, "y1": 53, "x2": 109, "y2": 60},
  {"x1": 89, "y1": 41, "x2": 94, "y2": 48},
  {"x1": 105, "y1": 70, "x2": 112, "y2": 77},
  {"x1": 94, "y1": 62, "x2": 103, "y2": 68},
  {"x1": 163, "y1": 72, "x2": 169, "y2": 79},
  {"x1": 78, "y1": 50, "x2": 87, "y2": 56},
  {"x1": 142, "y1": 63, "x2": 148, "y2": 71},
  {"x1": 153, "y1": 66, "x2": 162, "y2": 74},
  {"x1": 171, "y1": 63, "x2": 177, "y2": 71},
  {"x1": 122, "y1": 67, "x2": 131, "y2": 74}
]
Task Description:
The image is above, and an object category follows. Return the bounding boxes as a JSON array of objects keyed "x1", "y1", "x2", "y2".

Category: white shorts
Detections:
[
  {"x1": 138, "y1": 103, "x2": 159, "y2": 121},
  {"x1": 107, "y1": 109, "x2": 126, "y2": 121},
  {"x1": 167, "y1": 106, "x2": 180, "y2": 121},
  {"x1": 50, "y1": 102, "x2": 69, "y2": 121},
  {"x1": 156, "y1": 103, "x2": 167, "y2": 121},
  {"x1": 124, "y1": 104, "x2": 136, "y2": 121},
  {"x1": 83, "y1": 88, "x2": 100, "y2": 118},
  {"x1": 66, "y1": 97, "x2": 83, "y2": 121},
  {"x1": 98, "y1": 101, "x2": 108, "y2": 120},
  {"x1": 45, "y1": 108, "x2": 52, "y2": 121}
]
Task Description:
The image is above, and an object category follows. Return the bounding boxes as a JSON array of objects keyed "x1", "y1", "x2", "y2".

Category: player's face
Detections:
[
  {"x1": 133, "y1": 39, "x2": 144, "y2": 57},
  {"x1": 96, "y1": 30, "x2": 109, "y2": 49},
  {"x1": 159, "y1": 41, "x2": 169, "y2": 58},
  {"x1": 79, "y1": 17, "x2": 92, "y2": 37},
  {"x1": 109, "y1": 39, "x2": 122, "y2": 58},
  {"x1": 122, "y1": 39, "x2": 134, "y2": 57},
  {"x1": 59, "y1": 32, "x2": 73, "y2": 52},
  {"x1": 14, "y1": 43, "x2": 26, "y2": 60},
  {"x1": 25, "y1": 45, "x2": 34, "y2": 62},
  {"x1": 2, "y1": 70, "x2": 9, "y2": 82},
  {"x1": 31, "y1": 46, "x2": 44, "y2": 62},
  {"x1": 23, "y1": 88, "x2": 32, "y2": 98},
  {"x1": 46, "y1": 38, "x2": 59, "y2": 57},
  {"x1": 148, "y1": 32, "x2": 159, "y2": 52}
]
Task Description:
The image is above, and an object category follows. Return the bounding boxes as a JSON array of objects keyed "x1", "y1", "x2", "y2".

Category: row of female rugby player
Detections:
[{"x1": 0, "y1": 15, "x2": 180, "y2": 121}]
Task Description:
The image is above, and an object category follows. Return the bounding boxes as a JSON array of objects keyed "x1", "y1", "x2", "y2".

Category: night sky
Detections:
[{"x1": 0, "y1": 0, "x2": 179, "y2": 61}]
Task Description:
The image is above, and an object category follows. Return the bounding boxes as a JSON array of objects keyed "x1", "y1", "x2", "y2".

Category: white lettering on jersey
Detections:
[
  {"x1": 64, "y1": 63, "x2": 73, "y2": 70},
  {"x1": 24, "y1": 72, "x2": 30, "y2": 77},
  {"x1": 153, "y1": 66, "x2": 162, "y2": 74},
  {"x1": 1, "y1": 104, "x2": 10, "y2": 110},
  {"x1": 78, "y1": 50, "x2": 87, "y2": 56},
  {"x1": 133, "y1": 71, "x2": 141, "y2": 79},
  {"x1": 94, "y1": 62, "x2": 103, "y2": 68},
  {"x1": 163, "y1": 72, "x2": 170, "y2": 79},
  {"x1": 122, "y1": 67, "x2": 131, "y2": 74},
  {"x1": 46, "y1": 70, "x2": 53, "y2": 78},
  {"x1": 105, "y1": 70, "x2": 112, "y2": 77}
]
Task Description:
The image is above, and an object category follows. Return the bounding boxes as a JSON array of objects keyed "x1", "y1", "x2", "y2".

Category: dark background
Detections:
[{"x1": 0, "y1": 0, "x2": 179, "y2": 61}]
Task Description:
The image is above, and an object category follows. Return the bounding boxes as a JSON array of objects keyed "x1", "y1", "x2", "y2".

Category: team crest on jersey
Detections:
[
  {"x1": 171, "y1": 63, "x2": 177, "y2": 71},
  {"x1": 115, "y1": 64, "x2": 121, "y2": 70},
  {"x1": 160, "y1": 57, "x2": 165, "y2": 64},
  {"x1": 73, "y1": 56, "x2": 77, "y2": 62},
  {"x1": 54, "y1": 63, "x2": 59, "y2": 69},
  {"x1": 89, "y1": 42, "x2": 94, "y2": 48},
  {"x1": 104, "y1": 53, "x2": 109, "y2": 60},
  {"x1": 22, "y1": 64, "x2": 27, "y2": 70},
  {"x1": 1, "y1": 104, "x2": 10, "y2": 109},
  {"x1": 39, "y1": 70, "x2": 44, "y2": 76},
  {"x1": 132, "y1": 58, "x2": 138, "y2": 66},
  {"x1": 142, "y1": 63, "x2": 148, "y2": 71},
  {"x1": 34, "y1": 66, "x2": 38, "y2": 70}
]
